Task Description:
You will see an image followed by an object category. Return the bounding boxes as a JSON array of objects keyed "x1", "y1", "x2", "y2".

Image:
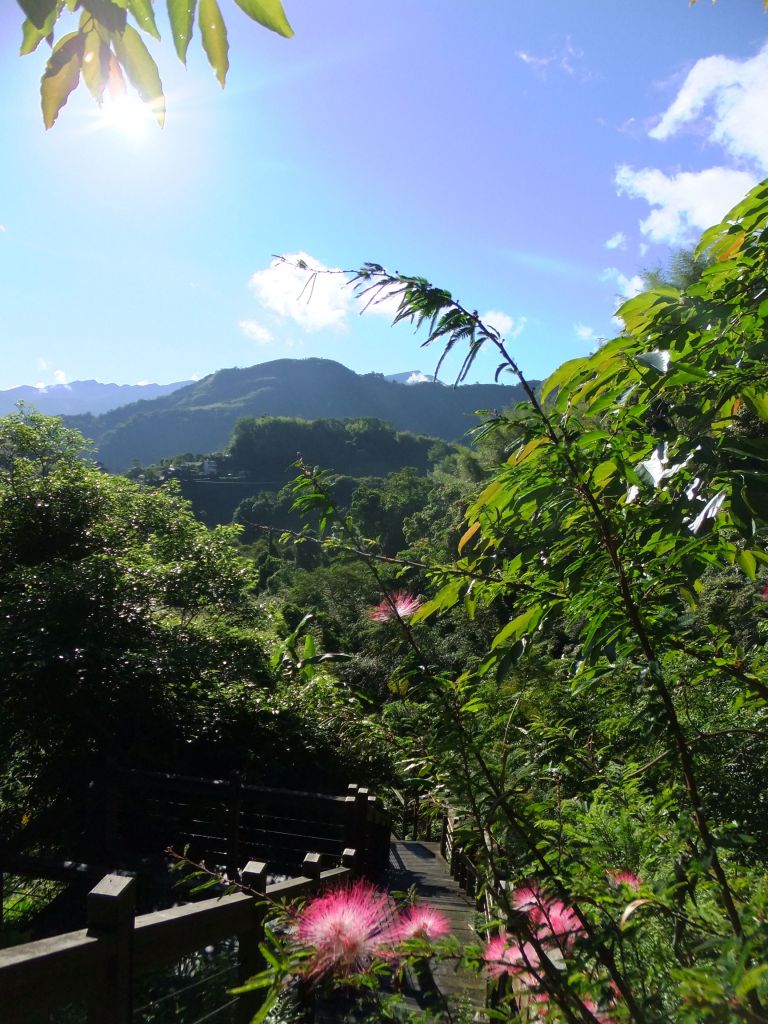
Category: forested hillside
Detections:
[{"x1": 63, "y1": 358, "x2": 529, "y2": 471}]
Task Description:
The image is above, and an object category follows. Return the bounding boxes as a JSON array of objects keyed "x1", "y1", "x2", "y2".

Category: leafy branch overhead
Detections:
[{"x1": 16, "y1": 0, "x2": 293, "y2": 129}]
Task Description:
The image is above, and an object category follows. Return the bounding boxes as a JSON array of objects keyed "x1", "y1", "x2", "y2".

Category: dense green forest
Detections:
[{"x1": 3, "y1": 186, "x2": 768, "y2": 1024}]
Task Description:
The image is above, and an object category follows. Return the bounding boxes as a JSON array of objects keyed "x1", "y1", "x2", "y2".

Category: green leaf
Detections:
[
  {"x1": 735, "y1": 549, "x2": 757, "y2": 580},
  {"x1": 20, "y1": 10, "x2": 57, "y2": 55},
  {"x1": 198, "y1": 0, "x2": 228, "y2": 86},
  {"x1": 81, "y1": 0, "x2": 129, "y2": 32},
  {"x1": 492, "y1": 605, "x2": 544, "y2": 650},
  {"x1": 41, "y1": 31, "x2": 84, "y2": 129},
  {"x1": 411, "y1": 578, "x2": 464, "y2": 624},
  {"x1": 540, "y1": 357, "x2": 587, "y2": 403},
  {"x1": 591, "y1": 460, "x2": 616, "y2": 488},
  {"x1": 81, "y1": 31, "x2": 107, "y2": 101},
  {"x1": 111, "y1": 24, "x2": 165, "y2": 125},
  {"x1": 635, "y1": 350, "x2": 670, "y2": 373},
  {"x1": 167, "y1": 0, "x2": 196, "y2": 61},
  {"x1": 735, "y1": 964, "x2": 768, "y2": 1000},
  {"x1": 18, "y1": 0, "x2": 57, "y2": 30},
  {"x1": 231, "y1": 0, "x2": 293, "y2": 37},
  {"x1": 742, "y1": 389, "x2": 768, "y2": 422},
  {"x1": 458, "y1": 520, "x2": 481, "y2": 553},
  {"x1": 129, "y1": 0, "x2": 161, "y2": 38}
]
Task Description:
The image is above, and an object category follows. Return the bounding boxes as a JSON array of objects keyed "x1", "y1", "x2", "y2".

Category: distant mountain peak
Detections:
[
  {"x1": 0, "y1": 379, "x2": 192, "y2": 417},
  {"x1": 384, "y1": 370, "x2": 439, "y2": 385}
]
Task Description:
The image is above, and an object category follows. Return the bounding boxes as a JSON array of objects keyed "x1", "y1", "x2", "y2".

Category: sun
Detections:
[{"x1": 99, "y1": 93, "x2": 153, "y2": 140}]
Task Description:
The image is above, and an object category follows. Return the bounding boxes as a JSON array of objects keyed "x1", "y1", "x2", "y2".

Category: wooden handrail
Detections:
[
  {"x1": 0, "y1": 863, "x2": 358, "y2": 1023},
  {"x1": 116, "y1": 766, "x2": 349, "y2": 805}
]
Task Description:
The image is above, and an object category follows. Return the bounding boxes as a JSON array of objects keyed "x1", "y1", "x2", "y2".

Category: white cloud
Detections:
[
  {"x1": 135, "y1": 379, "x2": 152, "y2": 386},
  {"x1": 615, "y1": 164, "x2": 757, "y2": 244},
  {"x1": 36, "y1": 356, "x2": 49, "y2": 371},
  {"x1": 515, "y1": 37, "x2": 587, "y2": 79},
  {"x1": 574, "y1": 323, "x2": 596, "y2": 342},
  {"x1": 238, "y1": 320, "x2": 274, "y2": 345},
  {"x1": 0, "y1": 224, "x2": 6, "y2": 233},
  {"x1": 482, "y1": 309, "x2": 526, "y2": 338},
  {"x1": 605, "y1": 232, "x2": 627, "y2": 250},
  {"x1": 248, "y1": 252, "x2": 352, "y2": 333},
  {"x1": 53, "y1": 369, "x2": 70, "y2": 389},
  {"x1": 650, "y1": 44, "x2": 768, "y2": 171},
  {"x1": 614, "y1": 43, "x2": 768, "y2": 247},
  {"x1": 34, "y1": 381, "x2": 47, "y2": 391},
  {"x1": 516, "y1": 50, "x2": 553, "y2": 73},
  {"x1": 406, "y1": 372, "x2": 432, "y2": 384},
  {"x1": 602, "y1": 267, "x2": 644, "y2": 300}
]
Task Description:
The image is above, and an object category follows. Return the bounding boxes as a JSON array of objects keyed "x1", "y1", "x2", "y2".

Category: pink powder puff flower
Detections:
[
  {"x1": 607, "y1": 869, "x2": 642, "y2": 891},
  {"x1": 387, "y1": 904, "x2": 451, "y2": 942},
  {"x1": 484, "y1": 931, "x2": 541, "y2": 979},
  {"x1": 295, "y1": 880, "x2": 392, "y2": 978},
  {"x1": 511, "y1": 882, "x2": 545, "y2": 915},
  {"x1": 535, "y1": 899, "x2": 586, "y2": 950},
  {"x1": 581, "y1": 998, "x2": 617, "y2": 1024},
  {"x1": 368, "y1": 591, "x2": 422, "y2": 623}
]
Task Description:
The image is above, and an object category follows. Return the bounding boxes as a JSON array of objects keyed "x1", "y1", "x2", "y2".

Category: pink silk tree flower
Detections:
[
  {"x1": 511, "y1": 882, "x2": 544, "y2": 915},
  {"x1": 484, "y1": 931, "x2": 541, "y2": 980},
  {"x1": 387, "y1": 904, "x2": 451, "y2": 942},
  {"x1": 295, "y1": 880, "x2": 392, "y2": 978},
  {"x1": 581, "y1": 998, "x2": 617, "y2": 1024},
  {"x1": 535, "y1": 899, "x2": 586, "y2": 950},
  {"x1": 368, "y1": 591, "x2": 422, "y2": 623},
  {"x1": 607, "y1": 869, "x2": 642, "y2": 891}
]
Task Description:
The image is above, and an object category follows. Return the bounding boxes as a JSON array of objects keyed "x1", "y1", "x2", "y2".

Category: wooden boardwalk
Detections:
[{"x1": 385, "y1": 840, "x2": 487, "y2": 1018}]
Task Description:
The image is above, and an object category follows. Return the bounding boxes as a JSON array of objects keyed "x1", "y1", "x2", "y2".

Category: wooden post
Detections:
[
  {"x1": 355, "y1": 788, "x2": 370, "y2": 874},
  {"x1": 344, "y1": 786, "x2": 369, "y2": 876},
  {"x1": 86, "y1": 873, "x2": 136, "y2": 1024},
  {"x1": 236, "y1": 860, "x2": 267, "y2": 1024},
  {"x1": 367, "y1": 799, "x2": 390, "y2": 874},
  {"x1": 440, "y1": 814, "x2": 448, "y2": 860},
  {"x1": 228, "y1": 771, "x2": 243, "y2": 880},
  {"x1": 302, "y1": 853, "x2": 322, "y2": 879},
  {"x1": 341, "y1": 848, "x2": 358, "y2": 872}
]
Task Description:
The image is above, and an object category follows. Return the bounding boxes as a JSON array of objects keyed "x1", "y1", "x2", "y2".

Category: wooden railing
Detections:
[
  {"x1": 440, "y1": 809, "x2": 507, "y2": 922},
  {"x1": 107, "y1": 770, "x2": 391, "y2": 879},
  {"x1": 0, "y1": 780, "x2": 391, "y2": 1024}
]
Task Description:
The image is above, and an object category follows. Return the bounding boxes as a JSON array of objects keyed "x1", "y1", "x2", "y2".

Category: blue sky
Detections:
[{"x1": 1, "y1": 1, "x2": 767, "y2": 390}]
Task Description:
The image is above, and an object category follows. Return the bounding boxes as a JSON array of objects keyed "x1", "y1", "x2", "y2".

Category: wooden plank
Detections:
[
  {"x1": 133, "y1": 892, "x2": 255, "y2": 972},
  {"x1": 386, "y1": 841, "x2": 486, "y2": 1015},
  {"x1": 119, "y1": 768, "x2": 348, "y2": 811},
  {"x1": 0, "y1": 928, "x2": 107, "y2": 1008}
]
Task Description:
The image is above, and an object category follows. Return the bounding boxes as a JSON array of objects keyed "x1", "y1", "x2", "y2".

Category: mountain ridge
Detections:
[
  {"x1": 0, "y1": 378, "x2": 192, "y2": 417},
  {"x1": 59, "y1": 358, "x2": 532, "y2": 471}
]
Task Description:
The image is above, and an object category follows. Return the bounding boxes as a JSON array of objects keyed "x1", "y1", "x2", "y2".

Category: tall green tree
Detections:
[{"x1": 0, "y1": 408, "x2": 268, "y2": 849}]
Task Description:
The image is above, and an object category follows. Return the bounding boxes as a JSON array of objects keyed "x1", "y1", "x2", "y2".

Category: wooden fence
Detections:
[
  {"x1": 0, "y1": 781, "x2": 391, "y2": 1024},
  {"x1": 104, "y1": 768, "x2": 393, "y2": 879}
]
